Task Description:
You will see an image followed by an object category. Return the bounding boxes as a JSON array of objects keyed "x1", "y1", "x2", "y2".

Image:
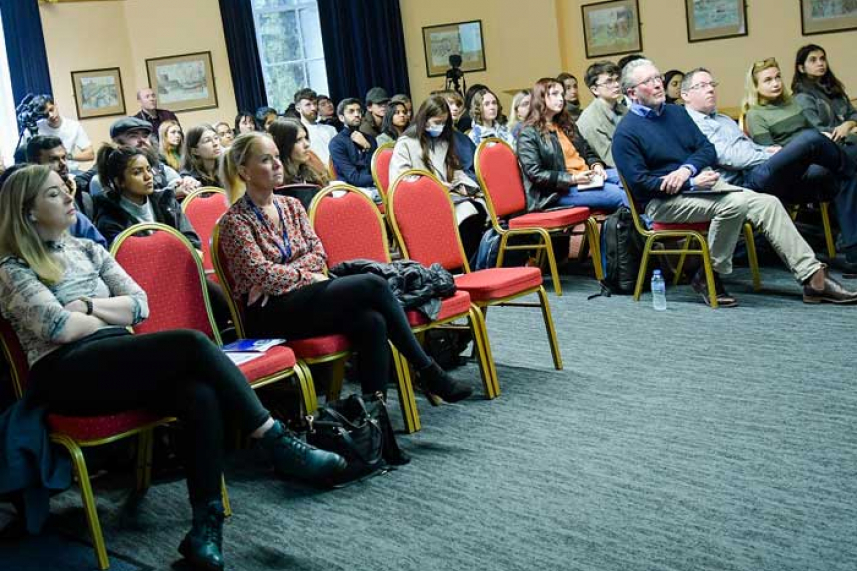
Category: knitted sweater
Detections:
[{"x1": 745, "y1": 99, "x2": 813, "y2": 146}]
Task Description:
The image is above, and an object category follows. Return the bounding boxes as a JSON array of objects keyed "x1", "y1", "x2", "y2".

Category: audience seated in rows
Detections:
[
  {"x1": 217, "y1": 132, "x2": 473, "y2": 403},
  {"x1": 134, "y1": 88, "x2": 179, "y2": 143},
  {"x1": 577, "y1": 61, "x2": 627, "y2": 168},
  {"x1": 329, "y1": 98, "x2": 380, "y2": 202},
  {"x1": 0, "y1": 164, "x2": 346, "y2": 571},
  {"x1": 389, "y1": 95, "x2": 487, "y2": 261},
  {"x1": 612, "y1": 58, "x2": 857, "y2": 307},
  {"x1": 517, "y1": 77, "x2": 628, "y2": 213},
  {"x1": 683, "y1": 66, "x2": 857, "y2": 272},
  {"x1": 294, "y1": 88, "x2": 337, "y2": 165}
]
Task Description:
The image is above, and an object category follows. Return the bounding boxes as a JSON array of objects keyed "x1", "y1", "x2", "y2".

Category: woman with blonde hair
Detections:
[
  {"x1": 158, "y1": 119, "x2": 183, "y2": 171},
  {"x1": 508, "y1": 89, "x2": 532, "y2": 140},
  {"x1": 742, "y1": 57, "x2": 812, "y2": 146},
  {"x1": 0, "y1": 164, "x2": 345, "y2": 571},
  {"x1": 218, "y1": 132, "x2": 472, "y2": 405}
]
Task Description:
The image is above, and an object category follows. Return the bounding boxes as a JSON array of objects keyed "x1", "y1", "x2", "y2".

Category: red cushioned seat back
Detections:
[
  {"x1": 112, "y1": 224, "x2": 215, "y2": 338},
  {"x1": 182, "y1": 189, "x2": 229, "y2": 277},
  {"x1": 475, "y1": 139, "x2": 527, "y2": 218},
  {"x1": 309, "y1": 186, "x2": 390, "y2": 267},
  {"x1": 372, "y1": 146, "x2": 394, "y2": 199},
  {"x1": 0, "y1": 314, "x2": 31, "y2": 397},
  {"x1": 388, "y1": 171, "x2": 466, "y2": 271}
]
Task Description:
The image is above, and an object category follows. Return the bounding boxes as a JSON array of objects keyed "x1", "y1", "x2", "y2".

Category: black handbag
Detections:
[{"x1": 305, "y1": 393, "x2": 409, "y2": 486}]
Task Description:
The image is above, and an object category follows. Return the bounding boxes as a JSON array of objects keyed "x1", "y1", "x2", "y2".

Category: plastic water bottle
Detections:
[{"x1": 651, "y1": 270, "x2": 667, "y2": 311}]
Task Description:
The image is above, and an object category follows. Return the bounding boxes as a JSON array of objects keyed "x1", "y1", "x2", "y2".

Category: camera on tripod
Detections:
[
  {"x1": 444, "y1": 54, "x2": 466, "y2": 96},
  {"x1": 16, "y1": 94, "x2": 50, "y2": 138}
]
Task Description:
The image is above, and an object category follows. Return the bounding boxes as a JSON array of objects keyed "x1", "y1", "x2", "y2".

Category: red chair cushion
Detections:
[
  {"x1": 288, "y1": 334, "x2": 350, "y2": 358},
  {"x1": 238, "y1": 345, "x2": 297, "y2": 383},
  {"x1": 406, "y1": 290, "x2": 471, "y2": 326},
  {"x1": 454, "y1": 267, "x2": 543, "y2": 301},
  {"x1": 508, "y1": 207, "x2": 592, "y2": 229},
  {"x1": 48, "y1": 410, "x2": 164, "y2": 442},
  {"x1": 651, "y1": 221, "x2": 710, "y2": 232}
]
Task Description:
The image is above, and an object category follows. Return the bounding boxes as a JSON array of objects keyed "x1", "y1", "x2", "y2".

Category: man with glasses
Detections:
[
  {"x1": 613, "y1": 59, "x2": 857, "y2": 305},
  {"x1": 577, "y1": 61, "x2": 628, "y2": 167},
  {"x1": 682, "y1": 67, "x2": 857, "y2": 274}
]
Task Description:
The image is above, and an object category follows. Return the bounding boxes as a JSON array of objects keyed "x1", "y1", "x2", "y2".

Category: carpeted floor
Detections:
[{"x1": 1, "y1": 266, "x2": 855, "y2": 571}]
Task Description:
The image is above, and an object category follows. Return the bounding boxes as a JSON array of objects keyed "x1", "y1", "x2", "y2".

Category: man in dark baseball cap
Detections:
[{"x1": 360, "y1": 87, "x2": 390, "y2": 138}]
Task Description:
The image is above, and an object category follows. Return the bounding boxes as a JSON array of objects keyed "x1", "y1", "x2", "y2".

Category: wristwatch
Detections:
[{"x1": 80, "y1": 296, "x2": 94, "y2": 315}]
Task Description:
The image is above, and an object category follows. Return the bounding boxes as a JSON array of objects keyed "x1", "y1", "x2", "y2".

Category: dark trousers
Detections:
[
  {"x1": 744, "y1": 129, "x2": 857, "y2": 248},
  {"x1": 245, "y1": 274, "x2": 432, "y2": 394},
  {"x1": 29, "y1": 329, "x2": 269, "y2": 504}
]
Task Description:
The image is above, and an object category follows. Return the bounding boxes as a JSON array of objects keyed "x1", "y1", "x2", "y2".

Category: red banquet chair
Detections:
[
  {"x1": 387, "y1": 170, "x2": 563, "y2": 374},
  {"x1": 110, "y1": 223, "x2": 316, "y2": 411},
  {"x1": 308, "y1": 185, "x2": 498, "y2": 432},
  {"x1": 370, "y1": 142, "x2": 396, "y2": 213},
  {"x1": 211, "y1": 221, "x2": 351, "y2": 409},
  {"x1": 181, "y1": 187, "x2": 229, "y2": 282},
  {"x1": 0, "y1": 314, "x2": 229, "y2": 571},
  {"x1": 474, "y1": 137, "x2": 604, "y2": 295}
]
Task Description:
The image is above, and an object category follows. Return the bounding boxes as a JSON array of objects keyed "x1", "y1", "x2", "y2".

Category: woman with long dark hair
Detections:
[
  {"x1": 180, "y1": 124, "x2": 224, "y2": 188},
  {"x1": 0, "y1": 164, "x2": 345, "y2": 571},
  {"x1": 389, "y1": 95, "x2": 487, "y2": 260},
  {"x1": 267, "y1": 118, "x2": 330, "y2": 187},
  {"x1": 516, "y1": 77, "x2": 628, "y2": 212},
  {"x1": 234, "y1": 111, "x2": 257, "y2": 135},
  {"x1": 218, "y1": 132, "x2": 472, "y2": 404},
  {"x1": 376, "y1": 100, "x2": 410, "y2": 146}
]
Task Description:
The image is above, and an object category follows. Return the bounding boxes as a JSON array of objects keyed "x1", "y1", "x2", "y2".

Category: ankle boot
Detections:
[
  {"x1": 178, "y1": 499, "x2": 225, "y2": 571},
  {"x1": 259, "y1": 420, "x2": 346, "y2": 481},
  {"x1": 417, "y1": 360, "x2": 473, "y2": 406}
]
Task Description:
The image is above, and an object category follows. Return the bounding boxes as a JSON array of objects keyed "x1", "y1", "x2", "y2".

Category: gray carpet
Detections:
[{"x1": 2, "y1": 267, "x2": 856, "y2": 571}]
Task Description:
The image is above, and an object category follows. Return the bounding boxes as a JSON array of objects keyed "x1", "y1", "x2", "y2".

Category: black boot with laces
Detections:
[
  {"x1": 178, "y1": 498, "x2": 225, "y2": 571},
  {"x1": 259, "y1": 420, "x2": 346, "y2": 481}
]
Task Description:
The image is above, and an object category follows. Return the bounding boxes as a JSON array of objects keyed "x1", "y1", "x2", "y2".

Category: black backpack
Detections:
[{"x1": 592, "y1": 207, "x2": 645, "y2": 296}]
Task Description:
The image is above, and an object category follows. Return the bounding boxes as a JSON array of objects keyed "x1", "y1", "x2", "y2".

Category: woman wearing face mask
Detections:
[
  {"x1": 389, "y1": 95, "x2": 487, "y2": 260},
  {"x1": 158, "y1": 120, "x2": 183, "y2": 171},
  {"x1": 508, "y1": 90, "x2": 532, "y2": 140},
  {"x1": 792, "y1": 44, "x2": 857, "y2": 161},
  {"x1": 180, "y1": 124, "x2": 224, "y2": 188},
  {"x1": 468, "y1": 88, "x2": 515, "y2": 147},
  {"x1": 516, "y1": 77, "x2": 628, "y2": 213}
]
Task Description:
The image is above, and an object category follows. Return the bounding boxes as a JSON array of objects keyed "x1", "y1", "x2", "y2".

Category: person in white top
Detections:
[
  {"x1": 36, "y1": 96, "x2": 93, "y2": 173},
  {"x1": 293, "y1": 87, "x2": 336, "y2": 166}
]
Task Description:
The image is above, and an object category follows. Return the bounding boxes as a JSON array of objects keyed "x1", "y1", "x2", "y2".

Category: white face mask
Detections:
[{"x1": 425, "y1": 124, "x2": 445, "y2": 138}]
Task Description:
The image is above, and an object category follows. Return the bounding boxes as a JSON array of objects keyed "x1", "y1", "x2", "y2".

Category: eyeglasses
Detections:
[
  {"x1": 596, "y1": 77, "x2": 620, "y2": 88},
  {"x1": 752, "y1": 57, "x2": 778, "y2": 73},
  {"x1": 687, "y1": 80, "x2": 719, "y2": 91},
  {"x1": 631, "y1": 74, "x2": 665, "y2": 89}
]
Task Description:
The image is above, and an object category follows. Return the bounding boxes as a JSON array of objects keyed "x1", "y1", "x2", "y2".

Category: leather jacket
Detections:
[{"x1": 516, "y1": 124, "x2": 604, "y2": 211}]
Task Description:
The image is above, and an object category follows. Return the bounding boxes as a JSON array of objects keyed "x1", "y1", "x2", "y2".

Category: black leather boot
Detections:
[
  {"x1": 259, "y1": 420, "x2": 346, "y2": 481},
  {"x1": 178, "y1": 499, "x2": 225, "y2": 571},
  {"x1": 417, "y1": 360, "x2": 473, "y2": 406}
]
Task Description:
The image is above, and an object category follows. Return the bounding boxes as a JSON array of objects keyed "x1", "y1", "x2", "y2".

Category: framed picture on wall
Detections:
[
  {"x1": 685, "y1": 0, "x2": 748, "y2": 42},
  {"x1": 800, "y1": 0, "x2": 857, "y2": 35},
  {"x1": 581, "y1": 0, "x2": 642, "y2": 58},
  {"x1": 422, "y1": 20, "x2": 486, "y2": 78},
  {"x1": 70, "y1": 67, "x2": 126, "y2": 119},
  {"x1": 145, "y1": 51, "x2": 218, "y2": 113}
]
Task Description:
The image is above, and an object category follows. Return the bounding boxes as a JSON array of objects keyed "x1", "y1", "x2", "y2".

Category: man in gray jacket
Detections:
[{"x1": 576, "y1": 61, "x2": 627, "y2": 167}]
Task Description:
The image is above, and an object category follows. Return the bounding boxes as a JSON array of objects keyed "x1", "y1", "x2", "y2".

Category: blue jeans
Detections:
[{"x1": 554, "y1": 168, "x2": 629, "y2": 211}]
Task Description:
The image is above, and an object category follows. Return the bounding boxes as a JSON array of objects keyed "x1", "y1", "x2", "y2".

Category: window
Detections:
[
  {"x1": 251, "y1": 0, "x2": 328, "y2": 112},
  {"x1": 0, "y1": 7, "x2": 19, "y2": 167}
]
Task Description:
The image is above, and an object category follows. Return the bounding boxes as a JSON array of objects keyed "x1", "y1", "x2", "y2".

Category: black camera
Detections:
[{"x1": 16, "y1": 94, "x2": 50, "y2": 138}]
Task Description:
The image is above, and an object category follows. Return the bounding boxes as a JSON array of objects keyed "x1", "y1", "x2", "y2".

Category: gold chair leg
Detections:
[
  {"x1": 468, "y1": 305, "x2": 499, "y2": 398},
  {"x1": 634, "y1": 237, "x2": 656, "y2": 301},
  {"x1": 54, "y1": 435, "x2": 110, "y2": 570},
  {"x1": 294, "y1": 361, "x2": 319, "y2": 415},
  {"x1": 542, "y1": 231, "x2": 563, "y2": 296},
  {"x1": 585, "y1": 218, "x2": 604, "y2": 281},
  {"x1": 674, "y1": 238, "x2": 691, "y2": 286},
  {"x1": 323, "y1": 359, "x2": 346, "y2": 404},
  {"x1": 391, "y1": 346, "x2": 421, "y2": 433},
  {"x1": 699, "y1": 236, "x2": 719, "y2": 309},
  {"x1": 743, "y1": 223, "x2": 762, "y2": 291},
  {"x1": 496, "y1": 232, "x2": 510, "y2": 268},
  {"x1": 135, "y1": 430, "x2": 153, "y2": 492},
  {"x1": 221, "y1": 475, "x2": 232, "y2": 517},
  {"x1": 536, "y1": 286, "x2": 563, "y2": 370},
  {"x1": 820, "y1": 202, "x2": 836, "y2": 260}
]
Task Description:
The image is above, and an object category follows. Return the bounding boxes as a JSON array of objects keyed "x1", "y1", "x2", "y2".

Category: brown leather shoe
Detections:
[
  {"x1": 803, "y1": 267, "x2": 857, "y2": 304},
  {"x1": 691, "y1": 269, "x2": 738, "y2": 308}
]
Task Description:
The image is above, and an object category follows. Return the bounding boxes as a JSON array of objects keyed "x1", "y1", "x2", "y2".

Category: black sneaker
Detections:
[{"x1": 260, "y1": 421, "x2": 346, "y2": 481}]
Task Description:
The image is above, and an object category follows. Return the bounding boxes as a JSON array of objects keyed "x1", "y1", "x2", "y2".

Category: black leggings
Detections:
[
  {"x1": 29, "y1": 329, "x2": 269, "y2": 504},
  {"x1": 245, "y1": 274, "x2": 432, "y2": 394}
]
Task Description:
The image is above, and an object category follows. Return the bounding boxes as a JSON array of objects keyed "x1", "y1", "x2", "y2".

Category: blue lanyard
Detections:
[{"x1": 245, "y1": 195, "x2": 292, "y2": 263}]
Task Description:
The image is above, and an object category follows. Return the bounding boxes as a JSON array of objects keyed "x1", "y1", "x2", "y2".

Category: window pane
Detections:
[
  {"x1": 264, "y1": 63, "x2": 306, "y2": 111},
  {"x1": 307, "y1": 59, "x2": 328, "y2": 94},
  {"x1": 252, "y1": 0, "x2": 299, "y2": 10},
  {"x1": 299, "y1": 7, "x2": 324, "y2": 59},
  {"x1": 256, "y1": 10, "x2": 301, "y2": 64}
]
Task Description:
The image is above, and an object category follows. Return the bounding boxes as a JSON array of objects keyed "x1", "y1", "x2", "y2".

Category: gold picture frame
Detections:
[
  {"x1": 145, "y1": 51, "x2": 218, "y2": 113},
  {"x1": 422, "y1": 20, "x2": 486, "y2": 78},
  {"x1": 581, "y1": 0, "x2": 642, "y2": 58},
  {"x1": 70, "y1": 67, "x2": 126, "y2": 120}
]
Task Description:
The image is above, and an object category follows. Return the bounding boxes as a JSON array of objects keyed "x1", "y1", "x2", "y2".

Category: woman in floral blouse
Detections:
[
  {"x1": 0, "y1": 165, "x2": 345, "y2": 571},
  {"x1": 218, "y1": 132, "x2": 473, "y2": 405}
]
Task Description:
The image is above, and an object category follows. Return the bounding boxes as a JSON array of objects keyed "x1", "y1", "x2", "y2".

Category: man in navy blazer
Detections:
[{"x1": 328, "y1": 98, "x2": 381, "y2": 203}]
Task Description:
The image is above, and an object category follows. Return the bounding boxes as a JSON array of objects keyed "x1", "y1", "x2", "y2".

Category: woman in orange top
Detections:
[{"x1": 516, "y1": 77, "x2": 628, "y2": 212}]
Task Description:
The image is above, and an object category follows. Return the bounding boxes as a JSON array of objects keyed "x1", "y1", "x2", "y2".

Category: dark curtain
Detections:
[
  {"x1": 317, "y1": 0, "x2": 410, "y2": 102},
  {"x1": 1, "y1": 0, "x2": 53, "y2": 105},
  {"x1": 218, "y1": 0, "x2": 268, "y2": 113}
]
